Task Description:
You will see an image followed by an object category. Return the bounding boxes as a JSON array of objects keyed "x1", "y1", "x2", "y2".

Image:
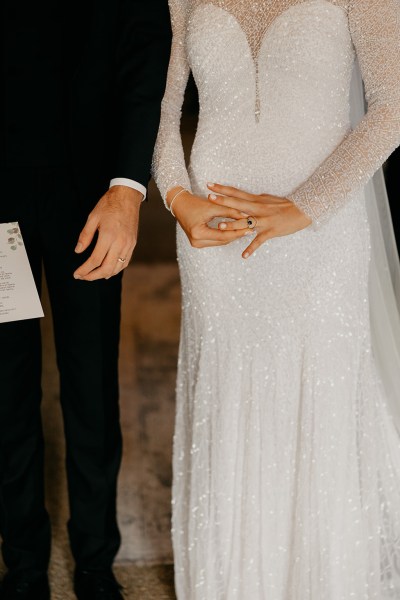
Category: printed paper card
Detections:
[{"x1": 0, "y1": 222, "x2": 44, "y2": 323}]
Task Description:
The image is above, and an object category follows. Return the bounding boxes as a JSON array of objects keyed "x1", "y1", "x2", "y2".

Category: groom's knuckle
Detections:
[
  {"x1": 91, "y1": 256, "x2": 102, "y2": 268},
  {"x1": 117, "y1": 235, "x2": 128, "y2": 248}
]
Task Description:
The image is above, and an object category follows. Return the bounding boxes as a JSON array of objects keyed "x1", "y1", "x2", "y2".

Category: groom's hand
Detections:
[{"x1": 74, "y1": 186, "x2": 142, "y2": 281}]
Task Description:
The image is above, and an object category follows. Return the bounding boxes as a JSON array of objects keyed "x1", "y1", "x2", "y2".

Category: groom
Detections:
[{"x1": 0, "y1": 1, "x2": 171, "y2": 599}]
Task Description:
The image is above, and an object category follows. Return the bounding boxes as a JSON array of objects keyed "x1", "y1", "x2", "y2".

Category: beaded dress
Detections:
[{"x1": 153, "y1": 1, "x2": 400, "y2": 598}]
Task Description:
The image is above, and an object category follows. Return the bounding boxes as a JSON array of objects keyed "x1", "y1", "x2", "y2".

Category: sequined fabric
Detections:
[{"x1": 152, "y1": 1, "x2": 400, "y2": 598}]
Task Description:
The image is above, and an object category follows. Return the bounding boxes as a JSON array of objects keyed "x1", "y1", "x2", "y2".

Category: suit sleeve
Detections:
[{"x1": 113, "y1": 0, "x2": 172, "y2": 189}]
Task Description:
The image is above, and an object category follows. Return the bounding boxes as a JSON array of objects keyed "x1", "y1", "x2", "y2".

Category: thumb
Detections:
[{"x1": 75, "y1": 214, "x2": 99, "y2": 253}]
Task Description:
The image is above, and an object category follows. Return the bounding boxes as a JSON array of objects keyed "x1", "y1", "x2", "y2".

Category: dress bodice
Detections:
[
  {"x1": 153, "y1": 0, "x2": 400, "y2": 225},
  {"x1": 187, "y1": 1, "x2": 354, "y2": 123}
]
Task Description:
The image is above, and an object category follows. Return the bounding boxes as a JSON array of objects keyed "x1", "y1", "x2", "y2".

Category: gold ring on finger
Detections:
[{"x1": 247, "y1": 217, "x2": 257, "y2": 229}]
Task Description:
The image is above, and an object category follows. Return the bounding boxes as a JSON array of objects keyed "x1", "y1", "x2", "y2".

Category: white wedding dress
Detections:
[{"x1": 152, "y1": 1, "x2": 400, "y2": 598}]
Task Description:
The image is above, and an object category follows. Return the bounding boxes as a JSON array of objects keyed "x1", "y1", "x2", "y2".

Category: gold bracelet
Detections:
[{"x1": 169, "y1": 189, "x2": 188, "y2": 218}]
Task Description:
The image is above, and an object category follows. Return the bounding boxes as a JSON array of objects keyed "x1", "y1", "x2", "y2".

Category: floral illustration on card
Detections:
[{"x1": 6, "y1": 223, "x2": 23, "y2": 251}]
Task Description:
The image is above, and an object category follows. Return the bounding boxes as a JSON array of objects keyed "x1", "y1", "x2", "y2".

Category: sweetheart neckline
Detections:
[
  {"x1": 188, "y1": 0, "x2": 347, "y2": 122},
  {"x1": 190, "y1": 0, "x2": 346, "y2": 62}
]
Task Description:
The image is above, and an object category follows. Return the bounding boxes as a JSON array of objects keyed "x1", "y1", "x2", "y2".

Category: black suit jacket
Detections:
[
  {"x1": 68, "y1": 0, "x2": 172, "y2": 204},
  {"x1": 2, "y1": 0, "x2": 172, "y2": 206}
]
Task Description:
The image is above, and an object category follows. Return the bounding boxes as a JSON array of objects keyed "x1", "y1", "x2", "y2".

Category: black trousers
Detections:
[{"x1": 0, "y1": 167, "x2": 123, "y2": 576}]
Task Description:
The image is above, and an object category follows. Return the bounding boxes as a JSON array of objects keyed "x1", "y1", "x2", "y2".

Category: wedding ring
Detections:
[
  {"x1": 118, "y1": 257, "x2": 127, "y2": 263},
  {"x1": 247, "y1": 217, "x2": 257, "y2": 229}
]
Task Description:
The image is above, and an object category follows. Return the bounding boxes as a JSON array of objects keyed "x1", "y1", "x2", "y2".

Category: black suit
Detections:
[{"x1": 0, "y1": 0, "x2": 171, "y2": 578}]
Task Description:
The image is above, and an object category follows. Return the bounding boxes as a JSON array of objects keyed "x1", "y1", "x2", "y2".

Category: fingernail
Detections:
[
  {"x1": 75, "y1": 243, "x2": 83, "y2": 253},
  {"x1": 209, "y1": 194, "x2": 217, "y2": 200},
  {"x1": 219, "y1": 222, "x2": 227, "y2": 230},
  {"x1": 207, "y1": 182, "x2": 215, "y2": 188},
  {"x1": 243, "y1": 252, "x2": 249, "y2": 259},
  {"x1": 74, "y1": 274, "x2": 82, "y2": 280}
]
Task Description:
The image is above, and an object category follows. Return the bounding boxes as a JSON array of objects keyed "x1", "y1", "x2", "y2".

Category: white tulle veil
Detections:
[{"x1": 350, "y1": 61, "x2": 400, "y2": 427}]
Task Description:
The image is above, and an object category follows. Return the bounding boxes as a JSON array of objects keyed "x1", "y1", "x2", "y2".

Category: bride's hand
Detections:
[
  {"x1": 167, "y1": 187, "x2": 252, "y2": 248},
  {"x1": 207, "y1": 183, "x2": 312, "y2": 259}
]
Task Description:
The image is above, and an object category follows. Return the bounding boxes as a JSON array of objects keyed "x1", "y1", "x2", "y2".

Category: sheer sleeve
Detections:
[
  {"x1": 152, "y1": 0, "x2": 192, "y2": 204},
  {"x1": 289, "y1": 0, "x2": 400, "y2": 226}
]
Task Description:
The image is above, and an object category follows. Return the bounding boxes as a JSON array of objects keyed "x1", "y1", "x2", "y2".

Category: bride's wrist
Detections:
[{"x1": 166, "y1": 187, "x2": 191, "y2": 217}]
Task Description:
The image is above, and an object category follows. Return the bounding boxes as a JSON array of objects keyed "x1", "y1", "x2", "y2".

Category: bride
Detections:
[{"x1": 153, "y1": 0, "x2": 400, "y2": 598}]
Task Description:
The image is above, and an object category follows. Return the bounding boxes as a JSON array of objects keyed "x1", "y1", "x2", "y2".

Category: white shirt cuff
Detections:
[{"x1": 110, "y1": 178, "x2": 147, "y2": 200}]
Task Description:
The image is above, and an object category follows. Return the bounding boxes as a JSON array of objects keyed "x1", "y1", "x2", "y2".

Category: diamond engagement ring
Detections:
[
  {"x1": 118, "y1": 257, "x2": 127, "y2": 263},
  {"x1": 247, "y1": 217, "x2": 257, "y2": 229}
]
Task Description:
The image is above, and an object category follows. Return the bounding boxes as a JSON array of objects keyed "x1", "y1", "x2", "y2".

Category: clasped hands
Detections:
[{"x1": 170, "y1": 183, "x2": 312, "y2": 259}]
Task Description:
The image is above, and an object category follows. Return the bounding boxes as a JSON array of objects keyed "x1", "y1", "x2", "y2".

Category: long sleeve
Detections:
[
  {"x1": 289, "y1": 0, "x2": 400, "y2": 226},
  {"x1": 113, "y1": 0, "x2": 172, "y2": 189},
  {"x1": 152, "y1": 0, "x2": 192, "y2": 204}
]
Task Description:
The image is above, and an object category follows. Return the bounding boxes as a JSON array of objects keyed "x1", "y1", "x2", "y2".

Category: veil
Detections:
[{"x1": 350, "y1": 61, "x2": 400, "y2": 427}]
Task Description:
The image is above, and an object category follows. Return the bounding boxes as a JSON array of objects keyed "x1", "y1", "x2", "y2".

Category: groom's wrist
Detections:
[
  {"x1": 110, "y1": 177, "x2": 147, "y2": 201},
  {"x1": 107, "y1": 185, "x2": 144, "y2": 207}
]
